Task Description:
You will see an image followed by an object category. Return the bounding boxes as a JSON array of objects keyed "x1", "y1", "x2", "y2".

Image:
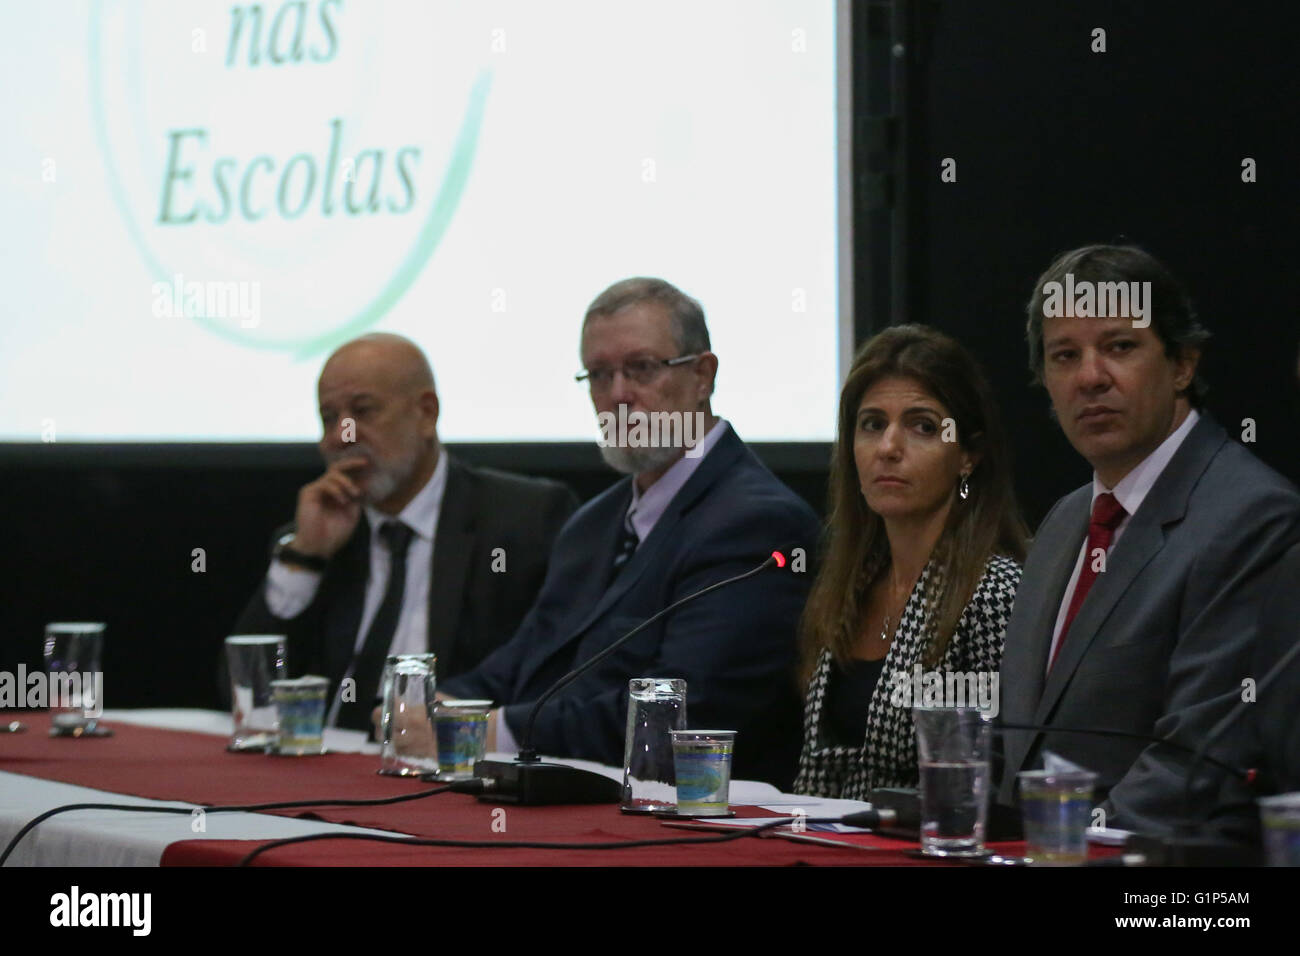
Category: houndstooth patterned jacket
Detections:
[{"x1": 792, "y1": 553, "x2": 1022, "y2": 800}]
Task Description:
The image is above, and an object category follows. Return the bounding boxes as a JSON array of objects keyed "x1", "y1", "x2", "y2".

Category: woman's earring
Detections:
[{"x1": 959, "y1": 473, "x2": 971, "y2": 500}]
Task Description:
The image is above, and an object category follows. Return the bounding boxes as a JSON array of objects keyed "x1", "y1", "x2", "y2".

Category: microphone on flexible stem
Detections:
[
  {"x1": 997, "y1": 720, "x2": 1262, "y2": 865},
  {"x1": 472, "y1": 549, "x2": 793, "y2": 805},
  {"x1": 1130, "y1": 638, "x2": 1300, "y2": 866}
]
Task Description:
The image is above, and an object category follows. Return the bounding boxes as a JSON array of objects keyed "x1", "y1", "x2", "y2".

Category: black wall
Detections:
[{"x1": 898, "y1": 0, "x2": 1299, "y2": 522}]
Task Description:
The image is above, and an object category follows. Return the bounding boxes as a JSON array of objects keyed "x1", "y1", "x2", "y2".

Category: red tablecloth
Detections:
[{"x1": 2, "y1": 714, "x2": 1117, "y2": 866}]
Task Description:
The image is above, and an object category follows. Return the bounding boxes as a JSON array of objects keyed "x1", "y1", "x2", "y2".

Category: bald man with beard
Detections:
[{"x1": 232, "y1": 333, "x2": 578, "y2": 731}]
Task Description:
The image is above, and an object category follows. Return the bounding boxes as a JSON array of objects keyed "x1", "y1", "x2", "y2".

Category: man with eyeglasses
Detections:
[{"x1": 438, "y1": 277, "x2": 820, "y2": 788}]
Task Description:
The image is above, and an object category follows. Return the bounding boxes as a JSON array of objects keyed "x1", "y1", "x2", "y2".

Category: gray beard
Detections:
[
  {"x1": 325, "y1": 443, "x2": 421, "y2": 506},
  {"x1": 598, "y1": 441, "x2": 684, "y2": 476}
]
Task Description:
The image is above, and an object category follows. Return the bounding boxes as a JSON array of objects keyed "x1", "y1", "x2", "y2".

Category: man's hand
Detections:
[
  {"x1": 291, "y1": 457, "x2": 368, "y2": 559},
  {"x1": 371, "y1": 703, "x2": 436, "y2": 756}
]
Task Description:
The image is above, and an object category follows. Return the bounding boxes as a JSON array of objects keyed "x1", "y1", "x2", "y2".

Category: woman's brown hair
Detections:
[{"x1": 798, "y1": 324, "x2": 1027, "y2": 684}]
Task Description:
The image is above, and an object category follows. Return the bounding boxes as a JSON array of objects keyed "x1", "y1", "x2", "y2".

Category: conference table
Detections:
[{"x1": 0, "y1": 709, "x2": 1097, "y2": 867}]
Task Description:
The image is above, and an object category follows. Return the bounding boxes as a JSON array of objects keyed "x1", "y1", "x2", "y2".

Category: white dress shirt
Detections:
[
  {"x1": 495, "y1": 419, "x2": 729, "y2": 754},
  {"x1": 264, "y1": 453, "x2": 449, "y2": 724},
  {"x1": 1046, "y1": 409, "x2": 1200, "y2": 670}
]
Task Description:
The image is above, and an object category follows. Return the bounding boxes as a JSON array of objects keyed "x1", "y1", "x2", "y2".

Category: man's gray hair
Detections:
[{"x1": 583, "y1": 277, "x2": 711, "y2": 356}]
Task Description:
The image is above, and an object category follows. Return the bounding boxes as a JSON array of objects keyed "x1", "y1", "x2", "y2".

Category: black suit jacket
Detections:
[
  {"x1": 441, "y1": 426, "x2": 820, "y2": 790},
  {"x1": 998, "y1": 415, "x2": 1300, "y2": 839},
  {"x1": 232, "y1": 456, "x2": 579, "y2": 700}
]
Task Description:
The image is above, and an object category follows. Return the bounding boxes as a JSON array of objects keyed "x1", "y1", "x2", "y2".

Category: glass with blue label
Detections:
[
  {"x1": 1260, "y1": 793, "x2": 1300, "y2": 866},
  {"x1": 433, "y1": 699, "x2": 493, "y2": 780},
  {"x1": 670, "y1": 730, "x2": 736, "y2": 816},
  {"x1": 1017, "y1": 769, "x2": 1097, "y2": 865},
  {"x1": 270, "y1": 676, "x2": 328, "y2": 755}
]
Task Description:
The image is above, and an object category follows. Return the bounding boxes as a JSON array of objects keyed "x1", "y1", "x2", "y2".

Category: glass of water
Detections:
[
  {"x1": 914, "y1": 706, "x2": 992, "y2": 856},
  {"x1": 378, "y1": 654, "x2": 438, "y2": 776},
  {"x1": 621, "y1": 677, "x2": 687, "y2": 812},
  {"x1": 225, "y1": 635, "x2": 287, "y2": 751},
  {"x1": 43, "y1": 623, "x2": 106, "y2": 737}
]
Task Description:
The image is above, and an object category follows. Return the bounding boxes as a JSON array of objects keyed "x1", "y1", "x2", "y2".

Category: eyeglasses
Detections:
[{"x1": 575, "y1": 354, "x2": 701, "y2": 390}]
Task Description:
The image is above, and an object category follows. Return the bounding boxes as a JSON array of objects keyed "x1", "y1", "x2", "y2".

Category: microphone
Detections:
[
  {"x1": 473, "y1": 549, "x2": 792, "y2": 805},
  {"x1": 1180, "y1": 638, "x2": 1300, "y2": 821}
]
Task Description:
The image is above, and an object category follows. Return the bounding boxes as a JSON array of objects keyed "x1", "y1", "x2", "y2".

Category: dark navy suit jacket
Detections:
[{"x1": 441, "y1": 426, "x2": 820, "y2": 790}]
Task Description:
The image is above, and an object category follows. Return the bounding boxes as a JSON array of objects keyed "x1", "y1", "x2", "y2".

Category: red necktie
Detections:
[{"x1": 1049, "y1": 492, "x2": 1127, "y2": 670}]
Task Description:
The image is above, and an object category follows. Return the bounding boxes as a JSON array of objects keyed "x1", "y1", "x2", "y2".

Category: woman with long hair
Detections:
[{"x1": 793, "y1": 325, "x2": 1027, "y2": 798}]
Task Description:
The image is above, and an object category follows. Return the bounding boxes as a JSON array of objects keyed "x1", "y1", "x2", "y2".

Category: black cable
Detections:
[
  {"x1": 0, "y1": 782, "x2": 464, "y2": 866},
  {"x1": 517, "y1": 553, "x2": 780, "y2": 761},
  {"x1": 235, "y1": 815, "x2": 846, "y2": 866},
  {"x1": 996, "y1": 722, "x2": 1245, "y2": 778}
]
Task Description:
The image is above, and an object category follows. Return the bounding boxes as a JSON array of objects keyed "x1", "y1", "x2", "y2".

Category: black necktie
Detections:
[
  {"x1": 609, "y1": 520, "x2": 639, "y2": 582},
  {"x1": 338, "y1": 520, "x2": 414, "y2": 731}
]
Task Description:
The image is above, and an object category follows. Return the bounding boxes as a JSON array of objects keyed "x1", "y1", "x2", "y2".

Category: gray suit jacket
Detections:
[
  {"x1": 1251, "y1": 541, "x2": 1300, "y2": 794},
  {"x1": 997, "y1": 415, "x2": 1300, "y2": 839}
]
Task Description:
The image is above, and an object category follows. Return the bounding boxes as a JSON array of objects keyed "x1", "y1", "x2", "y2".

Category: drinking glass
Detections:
[
  {"x1": 224, "y1": 635, "x2": 287, "y2": 751},
  {"x1": 914, "y1": 706, "x2": 992, "y2": 856},
  {"x1": 378, "y1": 654, "x2": 438, "y2": 776},
  {"x1": 1018, "y1": 769, "x2": 1097, "y2": 865},
  {"x1": 621, "y1": 677, "x2": 687, "y2": 812},
  {"x1": 44, "y1": 622, "x2": 106, "y2": 737},
  {"x1": 669, "y1": 730, "x2": 736, "y2": 816}
]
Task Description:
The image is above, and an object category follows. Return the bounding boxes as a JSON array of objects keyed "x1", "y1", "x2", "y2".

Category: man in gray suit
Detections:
[{"x1": 997, "y1": 244, "x2": 1300, "y2": 839}]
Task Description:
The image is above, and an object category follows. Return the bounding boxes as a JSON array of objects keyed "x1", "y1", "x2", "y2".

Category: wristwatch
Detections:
[{"x1": 273, "y1": 533, "x2": 329, "y2": 572}]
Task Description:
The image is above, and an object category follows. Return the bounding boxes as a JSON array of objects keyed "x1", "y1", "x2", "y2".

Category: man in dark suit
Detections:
[
  {"x1": 1252, "y1": 541, "x2": 1300, "y2": 795},
  {"x1": 439, "y1": 278, "x2": 819, "y2": 789},
  {"x1": 232, "y1": 333, "x2": 578, "y2": 730},
  {"x1": 997, "y1": 245, "x2": 1300, "y2": 839},
  {"x1": 1251, "y1": 350, "x2": 1300, "y2": 795}
]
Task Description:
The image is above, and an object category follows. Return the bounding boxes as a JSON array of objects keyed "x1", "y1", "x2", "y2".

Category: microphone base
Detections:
[
  {"x1": 1125, "y1": 834, "x2": 1261, "y2": 867},
  {"x1": 474, "y1": 759, "x2": 623, "y2": 805}
]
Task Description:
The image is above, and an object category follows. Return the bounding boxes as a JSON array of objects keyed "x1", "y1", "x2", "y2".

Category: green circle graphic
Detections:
[{"x1": 89, "y1": 1, "x2": 491, "y2": 359}]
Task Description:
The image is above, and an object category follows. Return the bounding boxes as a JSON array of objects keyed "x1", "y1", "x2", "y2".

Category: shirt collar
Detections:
[
  {"x1": 1091, "y1": 408, "x2": 1200, "y2": 515},
  {"x1": 364, "y1": 449, "x2": 448, "y2": 541},
  {"x1": 626, "y1": 418, "x2": 729, "y2": 541}
]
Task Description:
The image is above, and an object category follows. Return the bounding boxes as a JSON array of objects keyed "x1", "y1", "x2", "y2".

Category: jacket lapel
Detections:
[
  {"x1": 1000, "y1": 490, "x2": 1088, "y2": 783},
  {"x1": 1029, "y1": 416, "x2": 1225, "y2": 729},
  {"x1": 427, "y1": 456, "x2": 476, "y2": 675},
  {"x1": 1025, "y1": 497, "x2": 1090, "y2": 699},
  {"x1": 514, "y1": 426, "x2": 748, "y2": 690},
  {"x1": 512, "y1": 482, "x2": 633, "y2": 690},
  {"x1": 564, "y1": 427, "x2": 747, "y2": 639}
]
